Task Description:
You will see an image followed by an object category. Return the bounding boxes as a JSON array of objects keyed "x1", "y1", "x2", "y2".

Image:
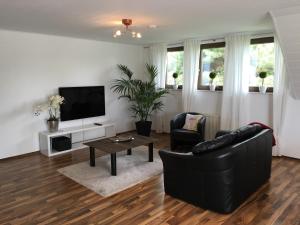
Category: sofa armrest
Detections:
[
  {"x1": 159, "y1": 148, "x2": 237, "y2": 213},
  {"x1": 170, "y1": 113, "x2": 187, "y2": 130},
  {"x1": 197, "y1": 116, "x2": 206, "y2": 140}
]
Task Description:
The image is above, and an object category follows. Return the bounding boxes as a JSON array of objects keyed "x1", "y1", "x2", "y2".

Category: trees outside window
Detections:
[
  {"x1": 249, "y1": 37, "x2": 274, "y2": 92},
  {"x1": 198, "y1": 42, "x2": 225, "y2": 90},
  {"x1": 166, "y1": 47, "x2": 184, "y2": 87}
]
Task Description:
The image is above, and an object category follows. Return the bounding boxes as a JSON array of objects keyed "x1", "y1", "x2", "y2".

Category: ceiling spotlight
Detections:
[
  {"x1": 112, "y1": 19, "x2": 142, "y2": 39},
  {"x1": 116, "y1": 30, "x2": 122, "y2": 36},
  {"x1": 136, "y1": 33, "x2": 142, "y2": 38}
]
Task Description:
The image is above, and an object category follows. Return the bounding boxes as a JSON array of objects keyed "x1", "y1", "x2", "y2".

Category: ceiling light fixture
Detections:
[{"x1": 113, "y1": 19, "x2": 142, "y2": 39}]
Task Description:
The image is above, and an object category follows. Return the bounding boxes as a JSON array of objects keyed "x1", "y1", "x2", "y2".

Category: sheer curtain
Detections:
[
  {"x1": 273, "y1": 37, "x2": 288, "y2": 156},
  {"x1": 149, "y1": 43, "x2": 167, "y2": 89},
  {"x1": 182, "y1": 39, "x2": 201, "y2": 112},
  {"x1": 149, "y1": 43, "x2": 167, "y2": 132},
  {"x1": 221, "y1": 33, "x2": 251, "y2": 130}
]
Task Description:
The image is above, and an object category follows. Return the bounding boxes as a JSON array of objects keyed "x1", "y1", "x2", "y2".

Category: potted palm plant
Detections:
[
  {"x1": 111, "y1": 64, "x2": 168, "y2": 136},
  {"x1": 258, "y1": 71, "x2": 268, "y2": 94},
  {"x1": 209, "y1": 72, "x2": 217, "y2": 91}
]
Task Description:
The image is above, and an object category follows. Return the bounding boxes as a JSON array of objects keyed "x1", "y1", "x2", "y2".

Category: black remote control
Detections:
[{"x1": 94, "y1": 123, "x2": 103, "y2": 126}]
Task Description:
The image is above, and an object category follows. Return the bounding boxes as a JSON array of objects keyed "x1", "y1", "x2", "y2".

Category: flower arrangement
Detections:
[
  {"x1": 257, "y1": 71, "x2": 268, "y2": 94},
  {"x1": 172, "y1": 72, "x2": 179, "y2": 89},
  {"x1": 209, "y1": 71, "x2": 217, "y2": 91},
  {"x1": 35, "y1": 95, "x2": 64, "y2": 121},
  {"x1": 209, "y1": 72, "x2": 217, "y2": 84},
  {"x1": 172, "y1": 72, "x2": 178, "y2": 80},
  {"x1": 258, "y1": 71, "x2": 268, "y2": 87}
]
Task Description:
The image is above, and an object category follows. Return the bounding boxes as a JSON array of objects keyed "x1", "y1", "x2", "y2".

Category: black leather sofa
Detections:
[
  {"x1": 170, "y1": 112, "x2": 206, "y2": 151},
  {"x1": 159, "y1": 125, "x2": 273, "y2": 214}
]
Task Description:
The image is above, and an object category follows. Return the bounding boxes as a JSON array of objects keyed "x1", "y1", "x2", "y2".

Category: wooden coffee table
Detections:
[{"x1": 84, "y1": 134, "x2": 155, "y2": 176}]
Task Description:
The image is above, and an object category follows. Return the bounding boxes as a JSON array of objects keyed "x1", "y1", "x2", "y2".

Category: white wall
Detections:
[
  {"x1": 270, "y1": 7, "x2": 300, "y2": 159},
  {"x1": 280, "y1": 95, "x2": 300, "y2": 159},
  {"x1": 0, "y1": 29, "x2": 144, "y2": 159}
]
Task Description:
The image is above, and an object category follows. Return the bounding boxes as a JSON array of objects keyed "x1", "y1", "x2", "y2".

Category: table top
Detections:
[{"x1": 84, "y1": 134, "x2": 156, "y2": 153}]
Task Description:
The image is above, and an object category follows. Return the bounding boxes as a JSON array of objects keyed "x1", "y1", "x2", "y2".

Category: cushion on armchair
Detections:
[
  {"x1": 192, "y1": 133, "x2": 236, "y2": 155},
  {"x1": 182, "y1": 114, "x2": 203, "y2": 131}
]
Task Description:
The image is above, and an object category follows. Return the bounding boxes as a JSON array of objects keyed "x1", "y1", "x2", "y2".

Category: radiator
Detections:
[{"x1": 201, "y1": 113, "x2": 221, "y2": 140}]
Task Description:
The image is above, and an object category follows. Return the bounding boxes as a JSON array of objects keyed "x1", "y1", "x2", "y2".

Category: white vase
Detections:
[
  {"x1": 173, "y1": 79, "x2": 178, "y2": 90},
  {"x1": 259, "y1": 86, "x2": 267, "y2": 94},
  {"x1": 209, "y1": 84, "x2": 216, "y2": 91}
]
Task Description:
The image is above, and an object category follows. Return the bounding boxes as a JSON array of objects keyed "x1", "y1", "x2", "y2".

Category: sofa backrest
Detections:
[{"x1": 192, "y1": 124, "x2": 265, "y2": 156}]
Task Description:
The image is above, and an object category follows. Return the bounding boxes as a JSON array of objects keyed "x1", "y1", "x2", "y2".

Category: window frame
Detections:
[
  {"x1": 165, "y1": 46, "x2": 184, "y2": 89},
  {"x1": 198, "y1": 42, "x2": 226, "y2": 91},
  {"x1": 249, "y1": 36, "x2": 274, "y2": 93}
]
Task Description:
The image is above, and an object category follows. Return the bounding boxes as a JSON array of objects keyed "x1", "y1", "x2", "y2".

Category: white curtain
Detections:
[
  {"x1": 149, "y1": 43, "x2": 167, "y2": 132},
  {"x1": 221, "y1": 33, "x2": 251, "y2": 130},
  {"x1": 182, "y1": 39, "x2": 201, "y2": 112},
  {"x1": 149, "y1": 43, "x2": 167, "y2": 89},
  {"x1": 273, "y1": 37, "x2": 288, "y2": 156}
]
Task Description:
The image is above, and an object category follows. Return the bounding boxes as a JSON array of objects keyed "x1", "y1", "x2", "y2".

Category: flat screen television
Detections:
[{"x1": 59, "y1": 86, "x2": 105, "y2": 121}]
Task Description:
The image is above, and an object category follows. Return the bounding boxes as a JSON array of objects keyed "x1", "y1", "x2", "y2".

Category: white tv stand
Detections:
[{"x1": 39, "y1": 122, "x2": 116, "y2": 157}]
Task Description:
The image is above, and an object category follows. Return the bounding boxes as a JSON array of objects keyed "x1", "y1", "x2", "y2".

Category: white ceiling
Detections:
[{"x1": 0, "y1": 0, "x2": 299, "y2": 45}]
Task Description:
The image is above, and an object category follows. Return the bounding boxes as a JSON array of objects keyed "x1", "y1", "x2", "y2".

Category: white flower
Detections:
[
  {"x1": 34, "y1": 94, "x2": 64, "y2": 119},
  {"x1": 49, "y1": 95, "x2": 64, "y2": 109}
]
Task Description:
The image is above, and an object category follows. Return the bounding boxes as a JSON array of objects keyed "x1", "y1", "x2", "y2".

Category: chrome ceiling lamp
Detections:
[{"x1": 113, "y1": 19, "x2": 142, "y2": 39}]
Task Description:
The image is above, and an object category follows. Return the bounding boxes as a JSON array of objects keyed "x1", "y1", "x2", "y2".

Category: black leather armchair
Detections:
[
  {"x1": 170, "y1": 112, "x2": 206, "y2": 151},
  {"x1": 159, "y1": 127, "x2": 273, "y2": 214}
]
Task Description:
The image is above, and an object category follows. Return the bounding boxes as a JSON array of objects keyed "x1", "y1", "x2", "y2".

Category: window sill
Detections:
[
  {"x1": 164, "y1": 88, "x2": 273, "y2": 95},
  {"x1": 196, "y1": 89, "x2": 223, "y2": 93},
  {"x1": 166, "y1": 88, "x2": 182, "y2": 92},
  {"x1": 196, "y1": 86, "x2": 273, "y2": 94},
  {"x1": 248, "y1": 91, "x2": 273, "y2": 95}
]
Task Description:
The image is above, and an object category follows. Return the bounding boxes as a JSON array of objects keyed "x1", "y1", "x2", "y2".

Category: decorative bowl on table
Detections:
[{"x1": 109, "y1": 136, "x2": 135, "y2": 143}]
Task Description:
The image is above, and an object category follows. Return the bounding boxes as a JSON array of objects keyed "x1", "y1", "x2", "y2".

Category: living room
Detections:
[{"x1": 0, "y1": 0, "x2": 299, "y2": 224}]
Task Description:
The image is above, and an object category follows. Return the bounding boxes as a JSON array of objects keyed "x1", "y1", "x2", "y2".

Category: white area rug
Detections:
[{"x1": 58, "y1": 146, "x2": 162, "y2": 197}]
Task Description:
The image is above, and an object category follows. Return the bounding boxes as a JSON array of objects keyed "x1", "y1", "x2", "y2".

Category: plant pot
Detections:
[
  {"x1": 135, "y1": 121, "x2": 152, "y2": 136},
  {"x1": 259, "y1": 86, "x2": 267, "y2": 94},
  {"x1": 173, "y1": 79, "x2": 178, "y2": 90},
  {"x1": 47, "y1": 119, "x2": 59, "y2": 132},
  {"x1": 209, "y1": 84, "x2": 216, "y2": 91}
]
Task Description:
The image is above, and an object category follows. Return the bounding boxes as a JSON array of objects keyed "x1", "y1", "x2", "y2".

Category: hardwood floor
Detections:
[{"x1": 0, "y1": 132, "x2": 299, "y2": 225}]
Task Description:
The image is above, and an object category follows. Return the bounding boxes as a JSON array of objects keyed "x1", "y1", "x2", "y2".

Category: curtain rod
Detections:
[{"x1": 143, "y1": 32, "x2": 274, "y2": 48}]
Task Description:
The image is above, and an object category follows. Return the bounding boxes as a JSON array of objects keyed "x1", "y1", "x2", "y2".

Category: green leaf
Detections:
[{"x1": 111, "y1": 64, "x2": 169, "y2": 121}]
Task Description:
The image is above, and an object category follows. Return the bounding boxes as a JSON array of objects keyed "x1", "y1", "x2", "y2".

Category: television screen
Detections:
[{"x1": 59, "y1": 86, "x2": 105, "y2": 121}]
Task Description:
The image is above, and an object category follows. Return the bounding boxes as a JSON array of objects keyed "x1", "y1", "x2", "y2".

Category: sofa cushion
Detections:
[
  {"x1": 192, "y1": 133, "x2": 236, "y2": 155},
  {"x1": 232, "y1": 124, "x2": 263, "y2": 143}
]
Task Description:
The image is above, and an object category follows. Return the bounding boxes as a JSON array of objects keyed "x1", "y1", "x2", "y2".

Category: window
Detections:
[
  {"x1": 166, "y1": 47, "x2": 184, "y2": 88},
  {"x1": 249, "y1": 37, "x2": 274, "y2": 92},
  {"x1": 198, "y1": 42, "x2": 225, "y2": 90}
]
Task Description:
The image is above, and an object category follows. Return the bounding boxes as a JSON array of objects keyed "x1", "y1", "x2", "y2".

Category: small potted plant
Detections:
[
  {"x1": 258, "y1": 71, "x2": 268, "y2": 94},
  {"x1": 172, "y1": 72, "x2": 179, "y2": 90},
  {"x1": 209, "y1": 72, "x2": 217, "y2": 91},
  {"x1": 35, "y1": 95, "x2": 64, "y2": 132}
]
